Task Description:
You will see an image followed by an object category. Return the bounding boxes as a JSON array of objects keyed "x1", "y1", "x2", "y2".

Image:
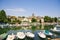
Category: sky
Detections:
[{"x1": 0, "y1": 0, "x2": 60, "y2": 17}]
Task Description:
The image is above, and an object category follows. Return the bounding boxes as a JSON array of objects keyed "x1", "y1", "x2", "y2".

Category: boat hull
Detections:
[
  {"x1": 38, "y1": 35, "x2": 46, "y2": 40},
  {"x1": 38, "y1": 32, "x2": 46, "y2": 40},
  {"x1": 17, "y1": 38, "x2": 25, "y2": 40},
  {"x1": 26, "y1": 36, "x2": 34, "y2": 40},
  {"x1": 50, "y1": 30, "x2": 60, "y2": 34}
]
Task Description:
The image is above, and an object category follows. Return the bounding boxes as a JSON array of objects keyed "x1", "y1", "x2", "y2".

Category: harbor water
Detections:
[{"x1": 2, "y1": 30, "x2": 60, "y2": 40}]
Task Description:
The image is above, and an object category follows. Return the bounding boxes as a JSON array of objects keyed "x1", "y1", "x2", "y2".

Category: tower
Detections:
[
  {"x1": 32, "y1": 13, "x2": 35, "y2": 18},
  {"x1": 32, "y1": 13, "x2": 34, "y2": 17}
]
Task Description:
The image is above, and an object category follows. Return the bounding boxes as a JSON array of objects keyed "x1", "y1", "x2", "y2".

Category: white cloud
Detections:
[
  {"x1": 4, "y1": 8, "x2": 26, "y2": 16},
  {"x1": 6, "y1": 8, "x2": 26, "y2": 12}
]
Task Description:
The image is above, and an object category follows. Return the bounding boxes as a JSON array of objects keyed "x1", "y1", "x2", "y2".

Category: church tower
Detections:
[
  {"x1": 32, "y1": 13, "x2": 35, "y2": 18},
  {"x1": 32, "y1": 13, "x2": 34, "y2": 16}
]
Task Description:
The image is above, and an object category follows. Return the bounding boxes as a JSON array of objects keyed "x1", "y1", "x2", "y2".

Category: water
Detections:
[
  {"x1": 1, "y1": 25, "x2": 60, "y2": 40},
  {"x1": 34, "y1": 30, "x2": 47, "y2": 40},
  {"x1": 2, "y1": 30, "x2": 60, "y2": 40},
  {"x1": 5, "y1": 30, "x2": 48, "y2": 40}
]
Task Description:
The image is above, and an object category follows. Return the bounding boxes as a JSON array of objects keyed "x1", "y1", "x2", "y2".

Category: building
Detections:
[{"x1": 7, "y1": 13, "x2": 44, "y2": 23}]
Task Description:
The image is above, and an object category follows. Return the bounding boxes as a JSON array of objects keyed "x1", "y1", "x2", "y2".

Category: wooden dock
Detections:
[
  {"x1": 48, "y1": 38, "x2": 60, "y2": 40},
  {"x1": 0, "y1": 37, "x2": 2, "y2": 40}
]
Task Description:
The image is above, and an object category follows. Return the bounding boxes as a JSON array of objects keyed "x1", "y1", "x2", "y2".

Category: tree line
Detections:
[
  {"x1": 44, "y1": 16, "x2": 57, "y2": 23},
  {"x1": 0, "y1": 10, "x2": 59, "y2": 24}
]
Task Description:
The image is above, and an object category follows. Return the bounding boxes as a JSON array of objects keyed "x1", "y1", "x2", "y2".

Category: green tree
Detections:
[
  {"x1": 22, "y1": 16, "x2": 25, "y2": 18},
  {"x1": 11, "y1": 19, "x2": 21, "y2": 24},
  {"x1": 53, "y1": 17, "x2": 57, "y2": 22},
  {"x1": 31, "y1": 18, "x2": 37, "y2": 22},
  {"x1": 39, "y1": 20, "x2": 41, "y2": 23},
  {"x1": 17, "y1": 20, "x2": 21, "y2": 24},
  {"x1": 44, "y1": 16, "x2": 53, "y2": 22},
  {"x1": 0, "y1": 10, "x2": 8, "y2": 23},
  {"x1": 7, "y1": 18, "x2": 11, "y2": 23}
]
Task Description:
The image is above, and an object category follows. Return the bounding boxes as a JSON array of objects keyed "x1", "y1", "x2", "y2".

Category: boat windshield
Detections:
[{"x1": 56, "y1": 27, "x2": 60, "y2": 30}]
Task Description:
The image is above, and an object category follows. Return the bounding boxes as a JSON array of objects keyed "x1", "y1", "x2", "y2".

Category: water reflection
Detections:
[
  {"x1": 1, "y1": 25, "x2": 60, "y2": 40},
  {"x1": 41, "y1": 23, "x2": 44, "y2": 30}
]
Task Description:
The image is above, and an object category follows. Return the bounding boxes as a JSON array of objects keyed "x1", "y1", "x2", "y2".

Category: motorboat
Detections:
[
  {"x1": 16, "y1": 32, "x2": 26, "y2": 40},
  {"x1": 6, "y1": 33, "x2": 16, "y2": 40},
  {"x1": 44, "y1": 30, "x2": 53, "y2": 38},
  {"x1": 44, "y1": 30, "x2": 53, "y2": 36},
  {"x1": 50, "y1": 25, "x2": 60, "y2": 33},
  {"x1": 38, "y1": 32, "x2": 46, "y2": 39},
  {"x1": 0, "y1": 33, "x2": 7, "y2": 40},
  {"x1": 25, "y1": 32, "x2": 35, "y2": 38},
  {"x1": 50, "y1": 25, "x2": 60, "y2": 35}
]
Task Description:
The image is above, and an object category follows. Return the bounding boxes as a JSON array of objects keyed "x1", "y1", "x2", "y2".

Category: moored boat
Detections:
[
  {"x1": 44, "y1": 30, "x2": 53, "y2": 36},
  {"x1": 6, "y1": 33, "x2": 16, "y2": 40},
  {"x1": 50, "y1": 25, "x2": 60, "y2": 34},
  {"x1": 44, "y1": 30, "x2": 53, "y2": 38},
  {"x1": 25, "y1": 32, "x2": 35, "y2": 38},
  {"x1": 0, "y1": 33, "x2": 7, "y2": 40},
  {"x1": 25, "y1": 32, "x2": 35, "y2": 40},
  {"x1": 38, "y1": 32, "x2": 46, "y2": 39},
  {"x1": 16, "y1": 32, "x2": 26, "y2": 40}
]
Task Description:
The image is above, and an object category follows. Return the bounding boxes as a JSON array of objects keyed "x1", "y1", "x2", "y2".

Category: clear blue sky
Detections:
[{"x1": 0, "y1": 0, "x2": 60, "y2": 17}]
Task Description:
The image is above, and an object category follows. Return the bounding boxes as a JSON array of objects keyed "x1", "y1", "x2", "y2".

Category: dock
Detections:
[{"x1": 48, "y1": 38, "x2": 60, "y2": 40}]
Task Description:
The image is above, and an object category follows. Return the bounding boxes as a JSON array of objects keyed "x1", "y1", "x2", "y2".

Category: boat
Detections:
[
  {"x1": 50, "y1": 25, "x2": 60, "y2": 32},
  {"x1": 16, "y1": 32, "x2": 26, "y2": 40},
  {"x1": 0, "y1": 33, "x2": 7, "y2": 40},
  {"x1": 25, "y1": 32, "x2": 35, "y2": 38},
  {"x1": 44, "y1": 30, "x2": 53, "y2": 38},
  {"x1": 25, "y1": 32, "x2": 35, "y2": 40},
  {"x1": 6, "y1": 33, "x2": 16, "y2": 40},
  {"x1": 38, "y1": 32, "x2": 46, "y2": 39},
  {"x1": 44, "y1": 30, "x2": 53, "y2": 36}
]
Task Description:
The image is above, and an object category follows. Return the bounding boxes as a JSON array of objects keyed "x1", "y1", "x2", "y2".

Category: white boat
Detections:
[
  {"x1": 16, "y1": 32, "x2": 26, "y2": 39},
  {"x1": 38, "y1": 32, "x2": 46, "y2": 38},
  {"x1": 0, "y1": 33, "x2": 7, "y2": 40},
  {"x1": 25, "y1": 32, "x2": 35, "y2": 38},
  {"x1": 6, "y1": 33, "x2": 16, "y2": 40},
  {"x1": 44, "y1": 30, "x2": 53, "y2": 36},
  {"x1": 50, "y1": 25, "x2": 60, "y2": 32},
  {"x1": 43, "y1": 30, "x2": 53, "y2": 38}
]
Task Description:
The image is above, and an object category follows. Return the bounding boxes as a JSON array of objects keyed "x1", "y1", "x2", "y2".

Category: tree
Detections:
[
  {"x1": 44, "y1": 16, "x2": 53, "y2": 22},
  {"x1": 17, "y1": 20, "x2": 21, "y2": 24},
  {"x1": 0, "y1": 10, "x2": 8, "y2": 23},
  {"x1": 31, "y1": 18, "x2": 37, "y2": 22},
  {"x1": 11, "y1": 19, "x2": 21, "y2": 24},
  {"x1": 7, "y1": 18, "x2": 11, "y2": 23},
  {"x1": 22, "y1": 16, "x2": 25, "y2": 18},
  {"x1": 53, "y1": 17, "x2": 57, "y2": 22},
  {"x1": 39, "y1": 20, "x2": 41, "y2": 23}
]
